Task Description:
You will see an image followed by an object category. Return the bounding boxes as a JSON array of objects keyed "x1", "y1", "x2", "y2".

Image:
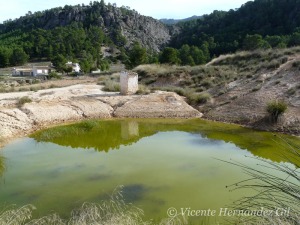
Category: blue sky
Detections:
[{"x1": 0, "y1": 0, "x2": 250, "y2": 23}]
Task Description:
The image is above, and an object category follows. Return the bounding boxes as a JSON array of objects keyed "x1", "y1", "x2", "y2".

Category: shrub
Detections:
[
  {"x1": 136, "y1": 84, "x2": 150, "y2": 95},
  {"x1": 266, "y1": 100, "x2": 288, "y2": 122},
  {"x1": 18, "y1": 87, "x2": 29, "y2": 92},
  {"x1": 48, "y1": 72, "x2": 61, "y2": 80},
  {"x1": 252, "y1": 84, "x2": 262, "y2": 92},
  {"x1": 187, "y1": 92, "x2": 211, "y2": 105},
  {"x1": 200, "y1": 79, "x2": 213, "y2": 88},
  {"x1": 97, "y1": 76, "x2": 108, "y2": 85},
  {"x1": 30, "y1": 87, "x2": 39, "y2": 92},
  {"x1": 49, "y1": 84, "x2": 58, "y2": 89},
  {"x1": 103, "y1": 80, "x2": 120, "y2": 92},
  {"x1": 32, "y1": 79, "x2": 40, "y2": 84},
  {"x1": 286, "y1": 87, "x2": 296, "y2": 96},
  {"x1": 275, "y1": 80, "x2": 281, "y2": 85},
  {"x1": 17, "y1": 96, "x2": 32, "y2": 107},
  {"x1": 292, "y1": 60, "x2": 300, "y2": 68}
]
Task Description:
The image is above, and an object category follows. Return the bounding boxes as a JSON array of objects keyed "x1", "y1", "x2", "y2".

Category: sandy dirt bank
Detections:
[{"x1": 0, "y1": 84, "x2": 202, "y2": 145}]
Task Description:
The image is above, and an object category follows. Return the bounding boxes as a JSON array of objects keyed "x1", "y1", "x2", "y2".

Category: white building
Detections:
[
  {"x1": 66, "y1": 62, "x2": 81, "y2": 73},
  {"x1": 120, "y1": 71, "x2": 138, "y2": 95},
  {"x1": 12, "y1": 66, "x2": 52, "y2": 76}
]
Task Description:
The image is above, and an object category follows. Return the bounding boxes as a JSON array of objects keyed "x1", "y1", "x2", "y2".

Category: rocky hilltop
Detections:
[{"x1": 0, "y1": 3, "x2": 170, "y2": 51}]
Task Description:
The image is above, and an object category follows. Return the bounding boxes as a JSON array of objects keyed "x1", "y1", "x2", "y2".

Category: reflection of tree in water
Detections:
[
  {"x1": 0, "y1": 155, "x2": 5, "y2": 177},
  {"x1": 31, "y1": 119, "x2": 300, "y2": 165}
]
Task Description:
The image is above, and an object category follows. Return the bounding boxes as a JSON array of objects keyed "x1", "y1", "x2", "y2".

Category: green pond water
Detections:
[{"x1": 0, "y1": 118, "x2": 299, "y2": 224}]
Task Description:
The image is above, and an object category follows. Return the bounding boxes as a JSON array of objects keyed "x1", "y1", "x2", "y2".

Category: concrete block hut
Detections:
[{"x1": 120, "y1": 71, "x2": 138, "y2": 95}]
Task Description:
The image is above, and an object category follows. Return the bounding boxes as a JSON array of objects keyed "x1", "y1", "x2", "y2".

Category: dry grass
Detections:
[
  {"x1": 222, "y1": 139, "x2": 300, "y2": 225},
  {"x1": 0, "y1": 186, "x2": 187, "y2": 225}
]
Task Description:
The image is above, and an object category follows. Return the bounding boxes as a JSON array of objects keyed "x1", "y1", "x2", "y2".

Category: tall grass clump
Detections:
[
  {"x1": 0, "y1": 204, "x2": 36, "y2": 225},
  {"x1": 224, "y1": 140, "x2": 299, "y2": 225},
  {"x1": 266, "y1": 100, "x2": 288, "y2": 123},
  {"x1": 0, "y1": 186, "x2": 187, "y2": 225}
]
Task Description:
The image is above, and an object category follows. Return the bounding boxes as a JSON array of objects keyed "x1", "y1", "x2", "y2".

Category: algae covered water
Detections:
[{"x1": 0, "y1": 119, "x2": 298, "y2": 223}]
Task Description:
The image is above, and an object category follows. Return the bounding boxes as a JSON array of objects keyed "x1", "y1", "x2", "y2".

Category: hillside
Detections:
[
  {"x1": 170, "y1": 0, "x2": 300, "y2": 58},
  {"x1": 134, "y1": 47, "x2": 300, "y2": 135},
  {"x1": 0, "y1": 1, "x2": 170, "y2": 70},
  {"x1": 0, "y1": 3, "x2": 170, "y2": 52}
]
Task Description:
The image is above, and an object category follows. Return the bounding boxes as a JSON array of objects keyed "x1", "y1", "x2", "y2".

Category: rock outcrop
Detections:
[{"x1": 0, "y1": 3, "x2": 171, "y2": 51}]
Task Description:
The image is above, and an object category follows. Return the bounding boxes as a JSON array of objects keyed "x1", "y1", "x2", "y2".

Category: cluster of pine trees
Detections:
[
  {"x1": 0, "y1": 23, "x2": 111, "y2": 72},
  {"x1": 0, "y1": 0, "x2": 127, "y2": 71},
  {"x1": 169, "y1": 0, "x2": 300, "y2": 62}
]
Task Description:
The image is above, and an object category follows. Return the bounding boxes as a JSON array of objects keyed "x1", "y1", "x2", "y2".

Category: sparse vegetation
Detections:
[
  {"x1": 136, "y1": 84, "x2": 150, "y2": 95},
  {"x1": 17, "y1": 96, "x2": 32, "y2": 107},
  {"x1": 187, "y1": 92, "x2": 211, "y2": 105},
  {"x1": 103, "y1": 80, "x2": 120, "y2": 92},
  {"x1": 266, "y1": 100, "x2": 288, "y2": 123},
  {"x1": 287, "y1": 87, "x2": 296, "y2": 96},
  {"x1": 225, "y1": 140, "x2": 300, "y2": 225},
  {"x1": 251, "y1": 84, "x2": 262, "y2": 92}
]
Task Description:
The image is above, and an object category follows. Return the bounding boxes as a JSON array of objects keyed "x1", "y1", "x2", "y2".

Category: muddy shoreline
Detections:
[{"x1": 0, "y1": 83, "x2": 299, "y2": 149}]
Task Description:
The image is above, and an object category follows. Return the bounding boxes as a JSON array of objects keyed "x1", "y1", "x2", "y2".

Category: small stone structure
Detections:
[{"x1": 120, "y1": 71, "x2": 138, "y2": 95}]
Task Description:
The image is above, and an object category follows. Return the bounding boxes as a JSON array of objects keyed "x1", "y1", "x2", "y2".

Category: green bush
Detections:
[
  {"x1": 266, "y1": 100, "x2": 288, "y2": 122},
  {"x1": 48, "y1": 72, "x2": 61, "y2": 80},
  {"x1": 17, "y1": 96, "x2": 32, "y2": 107},
  {"x1": 187, "y1": 92, "x2": 211, "y2": 105}
]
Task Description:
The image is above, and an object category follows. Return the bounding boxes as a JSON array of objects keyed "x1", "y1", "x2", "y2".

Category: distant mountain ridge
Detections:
[{"x1": 160, "y1": 16, "x2": 202, "y2": 25}]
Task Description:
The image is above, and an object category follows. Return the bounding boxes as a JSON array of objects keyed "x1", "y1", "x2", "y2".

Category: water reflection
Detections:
[
  {"x1": 0, "y1": 155, "x2": 5, "y2": 177},
  {"x1": 121, "y1": 121, "x2": 139, "y2": 140},
  {"x1": 31, "y1": 119, "x2": 300, "y2": 166}
]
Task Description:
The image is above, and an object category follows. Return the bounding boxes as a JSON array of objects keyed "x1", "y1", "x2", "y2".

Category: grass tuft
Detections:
[
  {"x1": 17, "y1": 96, "x2": 32, "y2": 107},
  {"x1": 266, "y1": 100, "x2": 288, "y2": 123}
]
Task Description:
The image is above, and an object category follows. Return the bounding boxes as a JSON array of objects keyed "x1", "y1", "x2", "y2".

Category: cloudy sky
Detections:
[{"x1": 0, "y1": 0, "x2": 250, "y2": 23}]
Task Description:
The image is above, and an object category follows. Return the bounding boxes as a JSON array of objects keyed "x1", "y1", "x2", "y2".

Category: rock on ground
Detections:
[{"x1": 114, "y1": 91, "x2": 202, "y2": 118}]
